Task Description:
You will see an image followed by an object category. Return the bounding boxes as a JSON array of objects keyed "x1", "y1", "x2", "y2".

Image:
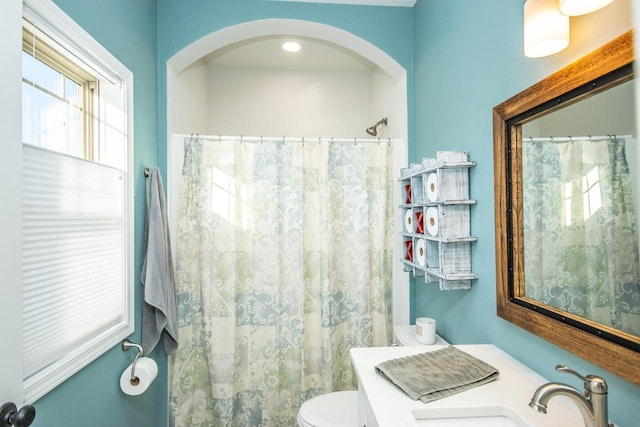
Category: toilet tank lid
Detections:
[
  {"x1": 394, "y1": 325, "x2": 449, "y2": 346},
  {"x1": 394, "y1": 325, "x2": 419, "y2": 345}
]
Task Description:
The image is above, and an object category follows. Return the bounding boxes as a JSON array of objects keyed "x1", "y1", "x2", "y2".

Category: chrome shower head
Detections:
[{"x1": 366, "y1": 117, "x2": 388, "y2": 136}]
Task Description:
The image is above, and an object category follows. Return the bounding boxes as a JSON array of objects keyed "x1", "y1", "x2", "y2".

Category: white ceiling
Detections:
[
  {"x1": 202, "y1": 36, "x2": 378, "y2": 71},
  {"x1": 201, "y1": 0, "x2": 416, "y2": 71}
]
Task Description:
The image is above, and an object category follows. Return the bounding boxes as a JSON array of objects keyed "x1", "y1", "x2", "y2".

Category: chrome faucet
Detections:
[{"x1": 529, "y1": 365, "x2": 613, "y2": 427}]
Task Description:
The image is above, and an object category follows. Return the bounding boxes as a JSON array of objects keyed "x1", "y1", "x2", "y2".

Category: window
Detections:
[
  {"x1": 21, "y1": 0, "x2": 133, "y2": 403},
  {"x1": 22, "y1": 27, "x2": 94, "y2": 160}
]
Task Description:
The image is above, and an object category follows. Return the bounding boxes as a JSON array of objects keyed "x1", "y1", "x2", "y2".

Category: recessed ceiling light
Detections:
[{"x1": 282, "y1": 41, "x2": 301, "y2": 53}]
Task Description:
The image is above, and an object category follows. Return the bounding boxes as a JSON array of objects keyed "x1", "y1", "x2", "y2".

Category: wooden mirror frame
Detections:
[{"x1": 493, "y1": 30, "x2": 640, "y2": 386}]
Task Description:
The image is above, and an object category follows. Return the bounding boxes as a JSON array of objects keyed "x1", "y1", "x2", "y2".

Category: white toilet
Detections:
[
  {"x1": 296, "y1": 390, "x2": 359, "y2": 427},
  {"x1": 296, "y1": 325, "x2": 448, "y2": 426}
]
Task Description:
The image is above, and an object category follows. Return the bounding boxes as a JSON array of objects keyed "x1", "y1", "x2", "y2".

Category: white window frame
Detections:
[{"x1": 22, "y1": 0, "x2": 134, "y2": 404}]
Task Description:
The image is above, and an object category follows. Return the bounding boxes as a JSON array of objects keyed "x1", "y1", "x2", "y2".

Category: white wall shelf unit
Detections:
[{"x1": 399, "y1": 151, "x2": 477, "y2": 290}]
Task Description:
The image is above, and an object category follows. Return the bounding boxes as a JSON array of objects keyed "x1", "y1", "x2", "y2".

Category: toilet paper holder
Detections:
[{"x1": 122, "y1": 339, "x2": 144, "y2": 385}]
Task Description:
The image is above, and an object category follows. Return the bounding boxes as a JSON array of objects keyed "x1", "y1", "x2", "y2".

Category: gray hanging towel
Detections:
[
  {"x1": 375, "y1": 346, "x2": 499, "y2": 403},
  {"x1": 141, "y1": 167, "x2": 178, "y2": 355}
]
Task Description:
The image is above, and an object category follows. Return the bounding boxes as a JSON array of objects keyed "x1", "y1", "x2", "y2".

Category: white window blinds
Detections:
[{"x1": 22, "y1": 145, "x2": 126, "y2": 379}]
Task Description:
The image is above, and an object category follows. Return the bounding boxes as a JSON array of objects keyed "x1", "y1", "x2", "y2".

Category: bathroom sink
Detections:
[{"x1": 411, "y1": 405, "x2": 532, "y2": 426}]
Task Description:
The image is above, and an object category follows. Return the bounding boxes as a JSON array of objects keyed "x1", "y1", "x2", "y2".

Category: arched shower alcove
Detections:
[{"x1": 165, "y1": 18, "x2": 409, "y2": 328}]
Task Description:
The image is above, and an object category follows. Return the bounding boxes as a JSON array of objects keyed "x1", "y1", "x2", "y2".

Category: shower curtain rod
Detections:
[
  {"x1": 523, "y1": 134, "x2": 633, "y2": 143},
  {"x1": 173, "y1": 133, "x2": 402, "y2": 144}
]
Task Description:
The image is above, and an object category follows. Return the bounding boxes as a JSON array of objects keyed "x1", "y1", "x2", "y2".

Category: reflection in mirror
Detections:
[
  {"x1": 521, "y1": 79, "x2": 640, "y2": 338},
  {"x1": 493, "y1": 30, "x2": 640, "y2": 386}
]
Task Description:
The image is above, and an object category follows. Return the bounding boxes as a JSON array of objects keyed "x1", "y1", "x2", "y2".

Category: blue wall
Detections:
[
  {"x1": 31, "y1": 1, "x2": 163, "y2": 426},
  {"x1": 412, "y1": 1, "x2": 640, "y2": 427}
]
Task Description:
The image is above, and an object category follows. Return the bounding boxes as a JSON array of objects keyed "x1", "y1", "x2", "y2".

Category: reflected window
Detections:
[
  {"x1": 564, "y1": 182, "x2": 573, "y2": 226},
  {"x1": 582, "y1": 166, "x2": 602, "y2": 221}
]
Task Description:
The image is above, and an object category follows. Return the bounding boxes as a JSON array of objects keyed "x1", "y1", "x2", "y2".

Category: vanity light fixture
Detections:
[
  {"x1": 559, "y1": 0, "x2": 615, "y2": 16},
  {"x1": 524, "y1": 0, "x2": 570, "y2": 58},
  {"x1": 282, "y1": 41, "x2": 301, "y2": 53}
]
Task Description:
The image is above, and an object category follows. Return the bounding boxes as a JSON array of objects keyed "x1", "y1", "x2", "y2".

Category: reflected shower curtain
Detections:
[
  {"x1": 523, "y1": 138, "x2": 640, "y2": 336},
  {"x1": 169, "y1": 138, "x2": 393, "y2": 427}
]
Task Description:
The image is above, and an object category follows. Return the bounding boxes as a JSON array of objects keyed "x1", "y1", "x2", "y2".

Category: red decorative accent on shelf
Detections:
[
  {"x1": 404, "y1": 240, "x2": 413, "y2": 262},
  {"x1": 405, "y1": 184, "x2": 412, "y2": 204},
  {"x1": 415, "y1": 211, "x2": 424, "y2": 234}
]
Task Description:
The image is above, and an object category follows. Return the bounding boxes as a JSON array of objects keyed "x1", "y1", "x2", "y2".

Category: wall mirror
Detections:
[{"x1": 494, "y1": 30, "x2": 640, "y2": 385}]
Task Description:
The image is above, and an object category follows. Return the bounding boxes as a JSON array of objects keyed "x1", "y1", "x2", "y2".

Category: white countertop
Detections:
[{"x1": 350, "y1": 344, "x2": 585, "y2": 427}]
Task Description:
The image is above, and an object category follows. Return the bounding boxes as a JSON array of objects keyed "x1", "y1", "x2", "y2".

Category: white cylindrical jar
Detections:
[{"x1": 415, "y1": 317, "x2": 437, "y2": 345}]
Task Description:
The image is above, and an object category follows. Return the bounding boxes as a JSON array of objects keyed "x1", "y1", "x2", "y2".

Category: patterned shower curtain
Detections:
[
  {"x1": 169, "y1": 138, "x2": 393, "y2": 427},
  {"x1": 522, "y1": 138, "x2": 640, "y2": 337}
]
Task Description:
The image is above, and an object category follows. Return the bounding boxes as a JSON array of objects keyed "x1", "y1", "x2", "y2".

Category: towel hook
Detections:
[{"x1": 122, "y1": 339, "x2": 144, "y2": 385}]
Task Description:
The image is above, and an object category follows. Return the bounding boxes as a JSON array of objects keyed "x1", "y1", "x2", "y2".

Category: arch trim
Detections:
[{"x1": 167, "y1": 18, "x2": 405, "y2": 80}]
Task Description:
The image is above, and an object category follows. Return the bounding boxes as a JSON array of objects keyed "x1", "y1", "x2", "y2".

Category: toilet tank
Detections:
[{"x1": 393, "y1": 325, "x2": 449, "y2": 346}]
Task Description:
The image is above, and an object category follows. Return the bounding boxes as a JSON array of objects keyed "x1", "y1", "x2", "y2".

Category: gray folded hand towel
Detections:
[{"x1": 375, "y1": 346, "x2": 499, "y2": 403}]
